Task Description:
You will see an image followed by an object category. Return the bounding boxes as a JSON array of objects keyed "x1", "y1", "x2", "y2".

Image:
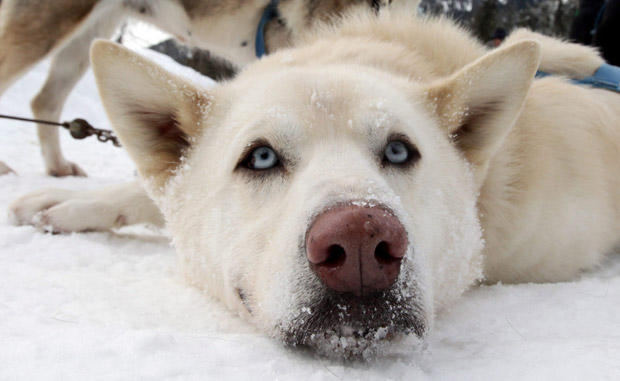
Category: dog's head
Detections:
[{"x1": 91, "y1": 36, "x2": 539, "y2": 358}]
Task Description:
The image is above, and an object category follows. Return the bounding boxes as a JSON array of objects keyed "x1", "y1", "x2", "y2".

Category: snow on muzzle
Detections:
[{"x1": 278, "y1": 203, "x2": 424, "y2": 359}]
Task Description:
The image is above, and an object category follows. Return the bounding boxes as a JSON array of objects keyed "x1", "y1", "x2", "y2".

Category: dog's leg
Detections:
[
  {"x1": 0, "y1": 0, "x2": 104, "y2": 95},
  {"x1": 0, "y1": 2, "x2": 76, "y2": 174},
  {"x1": 0, "y1": 46, "x2": 48, "y2": 96},
  {"x1": 0, "y1": 0, "x2": 112, "y2": 172},
  {"x1": 31, "y1": 6, "x2": 124, "y2": 177},
  {"x1": 9, "y1": 180, "x2": 163, "y2": 233},
  {"x1": 0, "y1": 30, "x2": 54, "y2": 96},
  {"x1": 31, "y1": 43, "x2": 91, "y2": 177}
]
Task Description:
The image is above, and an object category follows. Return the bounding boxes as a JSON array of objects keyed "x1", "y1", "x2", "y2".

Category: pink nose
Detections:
[{"x1": 305, "y1": 205, "x2": 407, "y2": 297}]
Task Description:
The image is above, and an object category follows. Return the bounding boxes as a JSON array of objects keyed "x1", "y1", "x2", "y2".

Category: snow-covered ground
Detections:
[{"x1": 1, "y1": 48, "x2": 619, "y2": 380}]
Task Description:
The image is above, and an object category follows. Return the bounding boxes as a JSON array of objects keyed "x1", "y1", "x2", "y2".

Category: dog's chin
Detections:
[{"x1": 278, "y1": 287, "x2": 427, "y2": 360}]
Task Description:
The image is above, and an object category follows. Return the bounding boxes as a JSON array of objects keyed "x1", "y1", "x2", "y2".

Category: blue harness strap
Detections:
[
  {"x1": 255, "y1": 0, "x2": 280, "y2": 58},
  {"x1": 536, "y1": 63, "x2": 620, "y2": 93}
]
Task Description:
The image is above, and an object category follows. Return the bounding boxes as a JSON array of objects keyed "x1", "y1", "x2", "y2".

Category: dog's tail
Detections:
[{"x1": 504, "y1": 29, "x2": 604, "y2": 79}]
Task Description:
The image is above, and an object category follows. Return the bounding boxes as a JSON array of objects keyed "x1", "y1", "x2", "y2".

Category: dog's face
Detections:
[
  {"x1": 173, "y1": 66, "x2": 485, "y2": 358},
  {"x1": 91, "y1": 37, "x2": 539, "y2": 358}
]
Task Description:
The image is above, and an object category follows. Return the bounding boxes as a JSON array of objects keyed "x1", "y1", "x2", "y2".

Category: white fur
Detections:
[{"x1": 10, "y1": 6, "x2": 620, "y2": 359}]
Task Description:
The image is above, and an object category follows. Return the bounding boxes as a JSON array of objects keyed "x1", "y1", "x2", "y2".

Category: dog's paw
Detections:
[
  {"x1": 46, "y1": 160, "x2": 87, "y2": 177},
  {"x1": 9, "y1": 189, "x2": 126, "y2": 233},
  {"x1": 0, "y1": 161, "x2": 16, "y2": 175}
]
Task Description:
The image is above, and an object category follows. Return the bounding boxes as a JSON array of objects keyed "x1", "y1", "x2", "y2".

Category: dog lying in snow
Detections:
[
  {"x1": 11, "y1": 6, "x2": 620, "y2": 358},
  {"x1": 0, "y1": 0, "x2": 405, "y2": 176}
]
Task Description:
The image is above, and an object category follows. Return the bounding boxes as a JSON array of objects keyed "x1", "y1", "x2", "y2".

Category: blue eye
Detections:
[
  {"x1": 248, "y1": 146, "x2": 279, "y2": 170},
  {"x1": 385, "y1": 141, "x2": 410, "y2": 164}
]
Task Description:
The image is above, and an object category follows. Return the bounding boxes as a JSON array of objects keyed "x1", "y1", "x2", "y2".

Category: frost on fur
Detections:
[{"x1": 86, "y1": 3, "x2": 620, "y2": 362}]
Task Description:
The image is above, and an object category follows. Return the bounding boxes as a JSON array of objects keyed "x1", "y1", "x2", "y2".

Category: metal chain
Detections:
[
  {"x1": 0, "y1": 114, "x2": 121, "y2": 147},
  {"x1": 63, "y1": 118, "x2": 121, "y2": 147}
]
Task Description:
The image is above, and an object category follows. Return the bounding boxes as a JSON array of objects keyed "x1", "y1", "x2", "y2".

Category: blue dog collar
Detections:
[
  {"x1": 536, "y1": 63, "x2": 620, "y2": 93},
  {"x1": 256, "y1": 0, "x2": 280, "y2": 58}
]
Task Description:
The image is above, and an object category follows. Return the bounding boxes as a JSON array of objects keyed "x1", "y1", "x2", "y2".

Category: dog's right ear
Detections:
[
  {"x1": 423, "y1": 40, "x2": 541, "y2": 186},
  {"x1": 91, "y1": 40, "x2": 212, "y2": 191}
]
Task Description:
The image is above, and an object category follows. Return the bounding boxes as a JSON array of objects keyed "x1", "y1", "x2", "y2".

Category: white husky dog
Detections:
[
  {"x1": 11, "y1": 6, "x2": 620, "y2": 358},
  {"x1": 0, "y1": 0, "x2": 403, "y2": 176}
]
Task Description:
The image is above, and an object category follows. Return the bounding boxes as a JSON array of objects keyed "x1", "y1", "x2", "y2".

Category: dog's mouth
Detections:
[{"x1": 278, "y1": 286, "x2": 427, "y2": 360}]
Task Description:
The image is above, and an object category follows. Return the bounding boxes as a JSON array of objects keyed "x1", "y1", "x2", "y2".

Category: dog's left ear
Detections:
[
  {"x1": 91, "y1": 40, "x2": 212, "y2": 190},
  {"x1": 425, "y1": 40, "x2": 541, "y2": 183}
]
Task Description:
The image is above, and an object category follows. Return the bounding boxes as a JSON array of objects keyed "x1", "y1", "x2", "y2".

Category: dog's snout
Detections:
[{"x1": 306, "y1": 205, "x2": 407, "y2": 297}]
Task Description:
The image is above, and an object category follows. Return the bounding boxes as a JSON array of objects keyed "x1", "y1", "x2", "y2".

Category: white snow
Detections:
[
  {"x1": 120, "y1": 20, "x2": 171, "y2": 51},
  {"x1": 1, "y1": 49, "x2": 620, "y2": 380}
]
